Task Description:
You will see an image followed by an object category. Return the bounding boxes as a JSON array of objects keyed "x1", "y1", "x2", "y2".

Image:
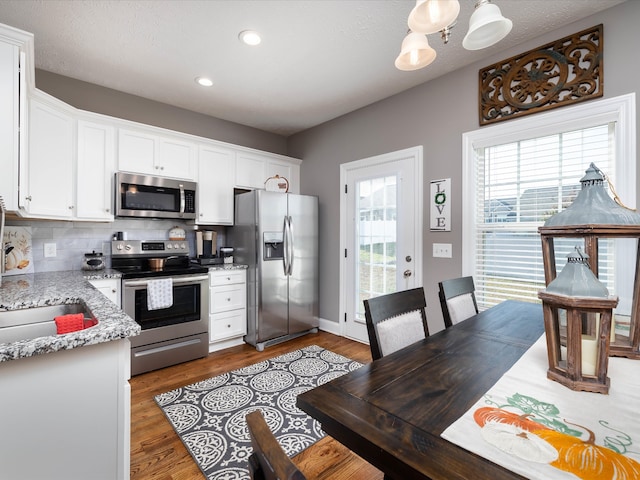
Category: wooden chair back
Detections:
[
  {"x1": 246, "y1": 410, "x2": 307, "y2": 480},
  {"x1": 363, "y1": 287, "x2": 429, "y2": 360},
  {"x1": 438, "y1": 276, "x2": 479, "y2": 328}
]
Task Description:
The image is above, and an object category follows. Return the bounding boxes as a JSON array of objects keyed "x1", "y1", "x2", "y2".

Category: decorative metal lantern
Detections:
[
  {"x1": 538, "y1": 163, "x2": 640, "y2": 359},
  {"x1": 538, "y1": 247, "x2": 618, "y2": 394}
]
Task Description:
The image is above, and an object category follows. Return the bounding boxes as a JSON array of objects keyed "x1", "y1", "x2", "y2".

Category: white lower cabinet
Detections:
[
  {"x1": 0, "y1": 338, "x2": 131, "y2": 480},
  {"x1": 209, "y1": 269, "x2": 247, "y2": 351},
  {"x1": 88, "y1": 278, "x2": 121, "y2": 308}
]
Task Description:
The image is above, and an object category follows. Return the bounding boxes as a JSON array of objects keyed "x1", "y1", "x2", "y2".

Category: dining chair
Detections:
[
  {"x1": 363, "y1": 287, "x2": 429, "y2": 361},
  {"x1": 438, "y1": 276, "x2": 479, "y2": 328},
  {"x1": 248, "y1": 410, "x2": 377, "y2": 480},
  {"x1": 247, "y1": 410, "x2": 307, "y2": 480}
]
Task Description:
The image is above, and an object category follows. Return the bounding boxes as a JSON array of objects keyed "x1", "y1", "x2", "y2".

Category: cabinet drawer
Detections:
[
  {"x1": 210, "y1": 309, "x2": 247, "y2": 342},
  {"x1": 210, "y1": 285, "x2": 246, "y2": 313},
  {"x1": 210, "y1": 270, "x2": 246, "y2": 286}
]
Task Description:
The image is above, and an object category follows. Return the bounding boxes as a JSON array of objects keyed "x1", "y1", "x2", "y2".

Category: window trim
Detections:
[{"x1": 462, "y1": 93, "x2": 636, "y2": 301}]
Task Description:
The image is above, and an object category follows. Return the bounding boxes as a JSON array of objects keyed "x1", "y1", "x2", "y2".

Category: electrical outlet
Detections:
[
  {"x1": 44, "y1": 243, "x2": 57, "y2": 258},
  {"x1": 433, "y1": 243, "x2": 452, "y2": 258}
]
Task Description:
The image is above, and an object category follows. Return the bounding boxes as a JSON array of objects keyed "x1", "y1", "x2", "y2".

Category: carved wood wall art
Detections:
[{"x1": 479, "y1": 24, "x2": 603, "y2": 126}]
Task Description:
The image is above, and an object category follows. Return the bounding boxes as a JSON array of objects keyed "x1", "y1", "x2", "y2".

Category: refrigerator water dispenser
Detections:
[{"x1": 263, "y1": 232, "x2": 284, "y2": 260}]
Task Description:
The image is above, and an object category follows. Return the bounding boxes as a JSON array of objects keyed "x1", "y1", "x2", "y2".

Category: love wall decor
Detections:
[
  {"x1": 478, "y1": 24, "x2": 603, "y2": 126},
  {"x1": 430, "y1": 178, "x2": 450, "y2": 232}
]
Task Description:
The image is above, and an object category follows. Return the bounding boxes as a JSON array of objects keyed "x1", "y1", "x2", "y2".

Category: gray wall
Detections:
[
  {"x1": 16, "y1": 70, "x2": 285, "y2": 275},
  {"x1": 287, "y1": 1, "x2": 640, "y2": 332},
  {"x1": 25, "y1": 2, "x2": 640, "y2": 333},
  {"x1": 36, "y1": 70, "x2": 288, "y2": 156}
]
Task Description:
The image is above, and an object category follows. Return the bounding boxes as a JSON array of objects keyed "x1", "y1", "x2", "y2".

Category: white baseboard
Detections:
[
  {"x1": 318, "y1": 317, "x2": 342, "y2": 335},
  {"x1": 209, "y1": 336, "x2": 245, "y2": 353}
]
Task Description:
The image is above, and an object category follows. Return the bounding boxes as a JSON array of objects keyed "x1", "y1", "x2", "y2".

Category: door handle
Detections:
[{"x1": 403, "y1": 270, "x2": 412, "y2": 278}]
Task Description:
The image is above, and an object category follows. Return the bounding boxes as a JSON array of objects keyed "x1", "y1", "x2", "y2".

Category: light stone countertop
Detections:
[
  {"x1": 0, "y1": 270, "x2": 140, "y2": 362},
  {"x1": 206, "y1": 264, "x2": 248, "y2": 271}
]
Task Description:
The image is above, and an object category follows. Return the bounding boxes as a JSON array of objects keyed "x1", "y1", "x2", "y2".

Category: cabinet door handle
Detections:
[{"x1": 25, "y1": 196, "x2": 32, "y2": 201}]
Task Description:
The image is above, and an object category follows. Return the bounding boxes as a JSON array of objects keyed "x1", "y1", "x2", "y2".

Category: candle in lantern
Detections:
[
  {"x1": 559, "y1": 335, "x2": 598, "y2": 376},
  {"x1": 611, "y1": 315, "x2": 616, "y2": 344},
  {"x1": 581, "y1": 335, "x2": 597, "y2": 376}
]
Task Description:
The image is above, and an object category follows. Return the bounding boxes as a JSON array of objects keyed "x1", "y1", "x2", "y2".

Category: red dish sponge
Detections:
[{"x1": 55, "y1": 313, "x2": 85, "y2": 334}]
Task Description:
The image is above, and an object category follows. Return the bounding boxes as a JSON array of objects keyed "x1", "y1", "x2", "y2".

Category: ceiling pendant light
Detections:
[
  {"x1": 395, "y1": 31, "x2": 437, "y2": 71},
  {"x1": 462, "y1": 0, "x2": 512, "y2": 50},
  {"x1": 408, "y1": 0, "x2": 460, "y2": 35}
]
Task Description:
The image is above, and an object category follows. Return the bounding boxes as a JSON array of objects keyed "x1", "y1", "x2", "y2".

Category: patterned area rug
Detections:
[{"x1": 155, "y1": 345, "x2": 363, "y2": 480}]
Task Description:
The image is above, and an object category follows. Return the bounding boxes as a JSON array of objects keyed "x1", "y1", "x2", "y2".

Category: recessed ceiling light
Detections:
[
  {"x1": 195, "y1": 77, "x2": 213, "y2": 87},
  {"x1": 239, "y1": 30, "x2": 261, "y2": 46}
]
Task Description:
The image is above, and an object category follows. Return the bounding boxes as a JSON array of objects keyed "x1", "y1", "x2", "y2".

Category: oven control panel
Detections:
[{"x1": 112, "y1": 240, "x2": 189, "y2": 256}]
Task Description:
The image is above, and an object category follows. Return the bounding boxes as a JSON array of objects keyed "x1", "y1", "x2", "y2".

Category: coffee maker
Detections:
[{"x1": 194, "y1": 230, "x2": 224, "y2": 265}]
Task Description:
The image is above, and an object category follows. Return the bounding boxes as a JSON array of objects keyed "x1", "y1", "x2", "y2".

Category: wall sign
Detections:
[
  {"x1": 3, "y1": 226, "x2": 34, "y2": 275},
  {"x1": 478, "y1": 24, "x2": 603, "y2": 126},
  {"x1": 430, "y1": 178, "x2": 450, "y2": 232}
]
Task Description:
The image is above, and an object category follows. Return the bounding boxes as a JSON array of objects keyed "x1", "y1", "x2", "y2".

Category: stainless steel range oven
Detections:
[{"x1": 112, "y1": 240, "x2": 209, "y2": 375}]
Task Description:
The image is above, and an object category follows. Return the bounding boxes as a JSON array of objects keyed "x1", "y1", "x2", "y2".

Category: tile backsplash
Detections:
[{"x1": 5, "y1": 217, "x2": 226, "y2": 273}]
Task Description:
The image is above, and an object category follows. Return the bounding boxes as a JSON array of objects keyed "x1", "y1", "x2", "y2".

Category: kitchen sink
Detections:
[{"x1": 0, "y1": 303, "x2": 97, "y2": 344}]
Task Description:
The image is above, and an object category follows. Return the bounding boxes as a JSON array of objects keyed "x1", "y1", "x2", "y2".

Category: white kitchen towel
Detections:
[
  {"x1": 147, "y1": 278, "x2": 173, "y2": 310},
  {"x1": 441, "y1": 335, "x2": 640, "y2": 479}
]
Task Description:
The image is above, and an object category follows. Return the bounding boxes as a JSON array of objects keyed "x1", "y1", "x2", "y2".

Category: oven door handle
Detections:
[{"x1": 123, "y1": 274, "x2": 209, "y2": 287}]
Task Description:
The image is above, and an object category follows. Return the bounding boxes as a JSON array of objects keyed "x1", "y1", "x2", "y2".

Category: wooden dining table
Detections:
[{"x1": 297, "y1": 300, "x2": 545, "y2": 480}]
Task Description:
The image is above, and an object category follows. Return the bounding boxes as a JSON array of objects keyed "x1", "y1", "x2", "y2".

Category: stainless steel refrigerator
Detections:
[{"x1": 231, "y1": 190, "x2": 319, "y2": 351}]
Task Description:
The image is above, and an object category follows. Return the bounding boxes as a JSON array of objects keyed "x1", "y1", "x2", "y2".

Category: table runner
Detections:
[{"x1": 441, "y1": 335, "x2": 640, "y2": 479}]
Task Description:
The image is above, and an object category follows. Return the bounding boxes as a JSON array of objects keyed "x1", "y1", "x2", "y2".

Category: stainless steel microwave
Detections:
[{"x1": 115, "y1": 172, "x2": 197, "y2": 219}]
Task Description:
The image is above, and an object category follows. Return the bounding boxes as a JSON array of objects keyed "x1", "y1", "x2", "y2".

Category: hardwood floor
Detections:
[{"x1": 130, "y1": 331, "x2": 384, "y2": 479}]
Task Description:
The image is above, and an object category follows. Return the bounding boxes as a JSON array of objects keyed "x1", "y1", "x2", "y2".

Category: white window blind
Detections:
[{"x1": 472, "y1": 124, "x2": 615, "y2": 308}]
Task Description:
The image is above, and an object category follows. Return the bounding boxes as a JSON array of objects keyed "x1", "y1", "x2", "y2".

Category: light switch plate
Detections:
[
  {"x1": 433, "y1": 243, "x2": 452, "y2": 258},
  {"x1": 44, "y1": 243, "x2": 57, "y2": 257}
]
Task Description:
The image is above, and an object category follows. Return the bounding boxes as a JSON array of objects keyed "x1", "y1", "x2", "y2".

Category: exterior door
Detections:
[{"x1": 341, "y1": 147, "x2": 423, "y2": 343}]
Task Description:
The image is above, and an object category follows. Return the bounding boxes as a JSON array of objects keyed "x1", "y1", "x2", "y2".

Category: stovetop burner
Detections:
[
  {"x1": 111, "y1": 239, "x2": 208, "y2": 279},
  {"x1": 115, "y1": 264, "x2": 208, "y2": 279}
]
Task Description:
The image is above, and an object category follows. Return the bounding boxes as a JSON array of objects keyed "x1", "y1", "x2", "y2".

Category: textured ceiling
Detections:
[{"x1": 0, "y1": 0, "x2": 627, "y2": 136}]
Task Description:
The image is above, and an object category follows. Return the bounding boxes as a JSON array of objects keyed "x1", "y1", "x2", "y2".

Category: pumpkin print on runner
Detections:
[{"x1": 472, "y1": 394, "x2": 640, "y2": 480}]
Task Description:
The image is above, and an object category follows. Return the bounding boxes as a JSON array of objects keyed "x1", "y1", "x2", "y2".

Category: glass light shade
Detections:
[
  {"x1": 395, "y1": 32, "x2": 437, "y2": 71},
  {"x1": 544, "y1": 163, "x2": 640, "y2": 227},
  {"x1": 408, "y1": 0, "x2": 460, "y2": 35},
  {"x1": 462, "y1": 1, "x2": 512, "y2": 50}
]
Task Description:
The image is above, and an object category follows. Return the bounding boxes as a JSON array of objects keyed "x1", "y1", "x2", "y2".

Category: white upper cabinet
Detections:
[
  {"x1": 76, "y1": 119, "x2": 115, "y2": 220},
  {"x1": 235, "y1": 150, "x2": 301, "y2": 193},
  {"x1": 235, "y1": 151, "x2": 267, "y2": 189},
  {"x1": 23, "y1": 94, "x2": 75, "y2": 218},
  {"x1": 197, "y1": 143, "x2": 235, "y2": 225},
  {"x1": 0, "y1": 24, "x2": 33, "y2": 212},
  {"x1": 158, "y1": 136, "x2": 196, "y2": 179},
  {"x1": 265, "y1": 158, "x2": 300, "y2": 194},
  {"x1": 21, "y1": 92, "x2": 115, "y2": 221},
  {"x1": 118, "y1": 127, "x2": 196, "y2": 180}
]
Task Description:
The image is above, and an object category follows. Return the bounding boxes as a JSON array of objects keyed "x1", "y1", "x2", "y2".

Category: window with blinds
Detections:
[
  {"x1": 472, "y1": 124, "x2": 615, "y2": 308},
  {"x1": 463, "y1": 94, "x2": 635, "y2": 314}
]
